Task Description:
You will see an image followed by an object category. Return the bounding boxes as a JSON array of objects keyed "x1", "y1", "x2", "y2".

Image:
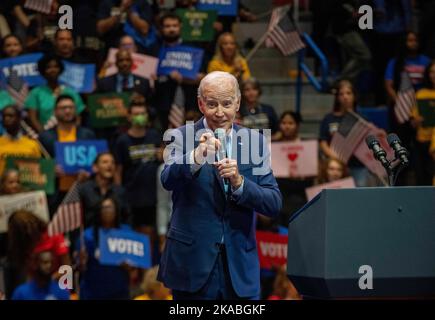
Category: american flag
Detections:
[
  {"x1": 48, "y1": 182, "x2": 82, "y2": 237},
  {"x1": 168, "y1": 85, "x2": 185, "y2": 128},
  {"x1": 24, "y1": 0, "x2": 53, "y2": 14},
  {"x1": 394, "y1": 72, "x2": 416, "y2": 124},
  {"x1": 6, "y1": 69, "x2": 29, "y2": 109},
  {"x1": 331, "y1": 111, "x2": 372, "y2": 163},
  {"x1": 265, "y1": 6, "x2": 305, "y2": 56}
]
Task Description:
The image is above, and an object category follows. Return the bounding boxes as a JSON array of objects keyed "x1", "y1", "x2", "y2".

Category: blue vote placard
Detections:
[
  {"x1": 99, "y1": 228, "x2": 151, "y2": 269},
  {"x1": 157, "y1": 45, "x2": 204, "y2": 80},
  {"x1": 55, "y1": 140, "x2": 108, "y2": 174},
  {"x1": 59, "y1": 61, "x2": 96, "y2": 93},
  {"x1": 0, "y1": 53, "x2": 45, "y2": 87},
  {"x1": 196, "y1": 0, "x2": 238, "y2": 16}
]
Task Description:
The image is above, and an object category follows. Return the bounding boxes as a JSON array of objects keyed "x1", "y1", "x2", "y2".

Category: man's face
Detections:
[
  {"x1": 198, "y1": 79, "x2": 240, "y2": 132},
  {"x1": 116, "y1": 50, "x2": 133, "y2": 75},
  {"x1": 55, "y1": 98, "x2": 76, "y2": 124},
  {"x1": 55, "y1": 31, "x2": 74, "y2": 57},
  {"x1": 2, "y1": 107, "x2": 20, "y2": 132},
  {"x1": 161, "y1": 18, "x2": 181, "y2": 43},
  {"x1": 93, "y1": 154, "x2": 116, "y2": 180}
]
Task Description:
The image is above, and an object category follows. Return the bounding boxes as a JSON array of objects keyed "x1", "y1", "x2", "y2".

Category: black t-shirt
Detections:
[
  {"x1": 97, "y1": 0, "x2": 153, "y2": 49},
  {"x1": 114, "y1": 129, "x2": 162, "y2": 208},
  {"x1": 240, "y1": 103, "x2": 279, "y2": 134}
]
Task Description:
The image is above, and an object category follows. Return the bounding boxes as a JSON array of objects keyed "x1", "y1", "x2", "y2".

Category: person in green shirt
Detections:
[
  {"x1": 24, "y1": 54, "x2": 85, "y2": 133},
  {"x1": 0, "y1": 90, "x2": 15, "y2": 109}
]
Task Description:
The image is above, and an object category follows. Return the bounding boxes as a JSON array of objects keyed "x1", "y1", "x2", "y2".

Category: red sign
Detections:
[{"x1": 256, "y1": 231, "x2": 288, "y2": 269}]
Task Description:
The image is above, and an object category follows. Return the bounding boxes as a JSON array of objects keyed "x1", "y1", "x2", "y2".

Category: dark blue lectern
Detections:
[{"x1": 287, "y1": 187, "x2": 435, "y2": 298}]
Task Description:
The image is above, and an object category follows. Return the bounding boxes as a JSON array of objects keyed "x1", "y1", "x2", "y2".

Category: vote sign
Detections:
[
  {"x1": 256, "y1": 231, "x2": 288, "y2": 269},
  {"x1": 99, "y1": 228, "x2": 151, "y2": 269},
  {"x1": 55, "y1": 140, "x2": 108, "y2": 174}
]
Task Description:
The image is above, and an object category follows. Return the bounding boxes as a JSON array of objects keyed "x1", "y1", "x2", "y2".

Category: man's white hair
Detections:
[{"x1": 197, "y1": 71, "x2": 241, "y2": 100}]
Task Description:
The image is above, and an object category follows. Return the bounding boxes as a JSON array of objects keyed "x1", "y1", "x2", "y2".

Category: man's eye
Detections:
[
  {"x1": 207, "y1": 101, "x2": 218, "y2": 108},
  {"x1": 223, "y1": 101, "x2": 233, "y2": 107}
]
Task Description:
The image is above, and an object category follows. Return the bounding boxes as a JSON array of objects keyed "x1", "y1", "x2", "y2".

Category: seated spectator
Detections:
[
  {"x1": 24, "y1": 54, "x2": 85, "y2": 133},
  {"x1": 319, "y1": 80, "x2": 372, "y2": 187},
  {"x1": 78, "y1": 152, "x2": 130, "y2": 227},
  {"x1": 52, "y1": 29, "x2": 88, "y2": 63},
  {"x1": 410, "y1": 60, "x2": 435, "y2": 186},
  {"x1": 6, "y1": 210, "x2": 70, "y2": 297},
  {"x1": 12, "y1": 250, "x2": 70, "y2": 300},
  {"x1": 39, "y1": 94, "x2": 95, "y2": 209},
  {"x1": 317, "y1": 158, "x2": 349, "y2": 184},
  {"x1": 207, "y1": 32, "x2": 251, "y2": 82},
  {"x1": 96, "y1": 0, "x2": 154, "y2": 50},
  {"x1": 114, "y1": 100, "x2": 162, "y2": 235},
  {"x1": 273, "y1": 111, "x2": 302, "y2": 142},
  {"x1": 0, "y1": 105, "x2": 41, "y2": 175},
  {"x1": 134, "y1": 266, "x2": 172, "y2": 300},
  {"x1": 240, "y1": 78, "x2": 279, "y2": 134},
  {"x1": 97, "y1": 49, "x2": 151, "y2": 100},
  {"x1": 272, "y1": 110, "x2": 313, "y2": 229},
  {"x1": 267, "y1": 265, "x2": 301, "y2": 300},
  {"x1": 76, "y1": 196, "x2": 131, "y2": 300},
  {"x1": 0, "y1": 169, "x2": 22, "y2": 195},
  {"x1": 1, "y1": 34, "x2": 24, "y2": 58}
]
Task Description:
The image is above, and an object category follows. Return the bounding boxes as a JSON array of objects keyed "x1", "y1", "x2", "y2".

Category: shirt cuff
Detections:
[
  {"x1": 231, "y1": 176, "x2": 244, "y2": 199},
  {"x1": 189, "y1": 150, "x2": 203, "y2": 174}
]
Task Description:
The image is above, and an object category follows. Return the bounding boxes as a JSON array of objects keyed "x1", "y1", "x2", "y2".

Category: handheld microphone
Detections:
[
  {"x1": 366, "y1": 135, "x2": 391, "y2": 170},
  {"x1": 214, "y1": 128, "x2": 230, "y2": 187},
  {"x1": 387, "y1": 133, "x2": 409, "y2": 166}
]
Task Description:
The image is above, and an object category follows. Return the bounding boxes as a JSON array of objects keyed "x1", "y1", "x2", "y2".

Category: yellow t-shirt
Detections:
[
  {"x1": 0, "y1": 134, "x2": 41, "y2": 175},
  {"x1": 134, "y1": 293, "x2": 172, "y2": 300},
  {"x1": 57, "y1": 127, "x2": 78, "y2": 191},
  {"x1": 412, "y1": 88, "x2": 435, "y2": 143},
  {"x1": 207, "y1": 57, "x2": 251, "y2": 81}
]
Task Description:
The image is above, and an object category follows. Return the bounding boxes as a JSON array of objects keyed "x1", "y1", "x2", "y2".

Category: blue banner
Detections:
[
  {"x1": 196, "y1": 0, "x2": 238, "y2": 16},
  {"x1": 157, "y1": 45, "x2": 204, "y2": 80},
  {"x1": 0, "y1": 53, "x2": 44, "y2": 87},
  {"x1": 0, "y1": 53, "x2": 96, "y2": 93},
  {"x1": 55, "y1": 140, "x2": 108, "y2": 174},
  {"x1": 99, "y1": 229, "x2": 151, "y2": 269},
  {"x1": 59, "y1": 61, "x2": 95, "y2": 93}
]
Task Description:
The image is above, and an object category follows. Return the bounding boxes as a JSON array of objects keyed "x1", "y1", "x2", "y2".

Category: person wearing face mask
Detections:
[{"x1": 114, "y1": 100, "x2": 162, "y2": 239}]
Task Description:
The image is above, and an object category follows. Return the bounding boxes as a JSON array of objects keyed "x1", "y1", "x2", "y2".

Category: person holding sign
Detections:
[
  {"x1": 24, "y1": 54, "x2": 85, "y2": 133},
  {"x1": 159, "y1": 71, "x2": 282, "y2": 300},
  {"x1": 410, "y1": 61, "x2": 435, "y2": 185},
  {"x1": 207, "y1": 32, "x2": 251, "y2": 82},
  {"x1": 317, "y1": 158, "x2": 350, "y2": 185},
  {"x1": 75, "y1": 196, "x2": 131, "y2": 300},
  {"x1": 0, "y1": 105, "x2": 41, "y2": 175}
]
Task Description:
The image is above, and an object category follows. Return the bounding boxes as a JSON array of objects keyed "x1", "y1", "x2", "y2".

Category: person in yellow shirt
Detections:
[
  {"x1": 207, "y1": 32, "x2": 251, "y2": 82},
  {"x1": 0, "y1": 105, "x2": 41, "y2": 175},
  {"x1": 411, "y1": 61, "x2": 435, "y2": 185},
  {"x1": 134, "y1": 266, "x2": 172, "y2": 300}
]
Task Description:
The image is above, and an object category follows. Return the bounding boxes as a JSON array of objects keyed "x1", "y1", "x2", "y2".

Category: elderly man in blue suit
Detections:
[{"x1": 158, "y1": 71, "x2": 282, "y2": 300}]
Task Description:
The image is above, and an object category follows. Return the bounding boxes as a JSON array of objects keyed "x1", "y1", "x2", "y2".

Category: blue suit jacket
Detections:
[{"x1": 157, "y1": 118, "x2": 282, "y2": 297}]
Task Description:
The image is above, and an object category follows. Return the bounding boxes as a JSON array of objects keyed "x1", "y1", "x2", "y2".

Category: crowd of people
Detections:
[{"x1": 0, "y1": 0, "x2": 433, "y2": 300}]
